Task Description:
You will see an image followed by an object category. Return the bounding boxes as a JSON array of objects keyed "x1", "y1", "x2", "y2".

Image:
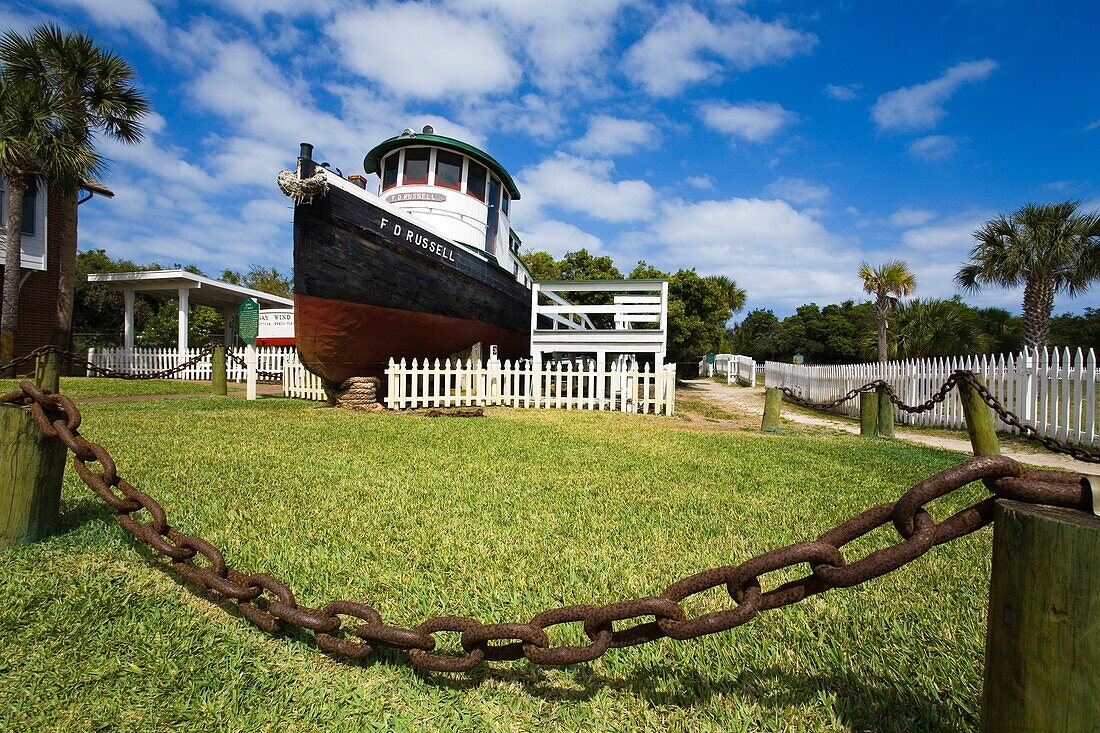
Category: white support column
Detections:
[
  {"x1": 123, "y1": 290, "x2": 135, "y2": 350},
  {"x1": 177, "y1": 287, "x2": 189, "y2": 359}
]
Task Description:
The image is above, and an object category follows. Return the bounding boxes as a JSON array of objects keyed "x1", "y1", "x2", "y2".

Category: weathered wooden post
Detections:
[
  {"x1": 875, "y1": 385, "x2": 894, "y2": 439},
  {"x1": 1, "y1": 403, "x2": 67, "y2": 547},
  {"x1": 761, "y1": 387, "x2": 783, "y2": 433},
  {"x1": 980, "y1": 499, "x2": 1100, "y2": 731},
  {"x1": 957, "y1": 376, "x2": 1000, "y2": 456},
  {"x1": 37, "y1": 351, "x2": 61, "y2": 393},
  {"x1": 859, "y1": 391, "x2": 878, "y2": 438},
  {"x1": 212, "y1": 346, "x2": 227, "y2": 396}
]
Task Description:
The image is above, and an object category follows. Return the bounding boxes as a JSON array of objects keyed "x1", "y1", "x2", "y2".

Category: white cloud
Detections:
[
  {"x1": 872, "y1": 59, "x2": 998, "y2": 132},
  {"x1": 639, "y1": 197, "x2": 859, "y2": 307},
  {"x1": 764, "y1": 177, "x2": 830, "y2": 205},
  {"x1": 700, "y1": 101, "x2": 796, "y2": 143},
  {"x1": 516, "y1": 219, "x2": 604, "y2": 259},
  {"x1": 624, "y1": 5, "x2": 816, "y2": 97},
  {"x1": 824, "y1": 83, "x2": 861, "y2": 101},
  {"x1": 211, "y1": 0, "x2": 338, "y2": 22},
  {"x1": 327, "y1": 4, "x2": 519, "y2": 99},
  {"x1": 900, "y1": 211, "x2": 990, "y2": 252},
  {"x1": 888, "y1": 208, "x2": 938, "y2": 227},
  {"x1": 908, "y1": 135, "x2": 959, "y2": 161},
  {"x1": 44, "y1": 0, "x2": 166, "y2": 45},
  {"x1": 1085, "y1": 119, "x2": 1100, "y2": 132},
  {"x1": 684, "y1": 175, "x2": 714, "y2": 190},
  {"x1": 569, "y1": 116, "x2": 659, "y2": 156},
  {"x1": 456, "y1": 0, "x2": 628, "y2": 92},
  {"x1": 517, "y1": 154, "x2": 656, "y2": 223}
]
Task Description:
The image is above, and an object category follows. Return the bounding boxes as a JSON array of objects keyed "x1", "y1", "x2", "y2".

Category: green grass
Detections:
[
  {"x1": 0, "y1": 396, "x2": 992, "y2": 732},
  {"x1": 1, "y1": 376, "x2": 214, "y2": 398}
]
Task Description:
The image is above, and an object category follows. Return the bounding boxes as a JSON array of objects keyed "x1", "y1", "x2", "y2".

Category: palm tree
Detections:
[
  {"x1": 705, "y1": 274, "x2": 747, "y2": 314},
  {"x1": 956, "y1": 202, "x2": 1100, "y2": 349},
  {"x1": 858, "y1": 260, "x2": 917, "y2": 362},
  {"x1": 1, "y1": 26, "x2": 147, "y2": 363},
  {"x1": 891, "y1": 297, "x2": 987, "y2": 359}
]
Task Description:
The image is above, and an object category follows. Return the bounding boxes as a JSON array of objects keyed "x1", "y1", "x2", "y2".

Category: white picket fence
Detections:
[
  {"x1": 765, "y1": 347, "x2": 1100, "y2": 445},
  {"x1": 386, "y1": 358, "x2": 677, "y2": 415},
  {"x1": 726, "y1": 355, "x2": 756, "y2": 386},
  {"x1": 282, "y1": 356, "x2": 327, "y2": 401},
  {"x1": 87, "y1": 346, "x2": 293, "y2": 381}
]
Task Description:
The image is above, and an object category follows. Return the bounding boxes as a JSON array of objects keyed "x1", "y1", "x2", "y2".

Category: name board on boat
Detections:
[
  {"x1": 371, "y1": 207, "x2": 458, "y2": 264},
  {"x1": 386, "y1": 192, "x2": 447, "y2": 204},
  {"x1": 238, "y1": 299, "x2": 260, "y2": 345}
]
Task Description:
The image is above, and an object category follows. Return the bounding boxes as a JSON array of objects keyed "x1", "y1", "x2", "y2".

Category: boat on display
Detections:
[{"x1": 286, "y1": 127, "x2": 534, "y2": 385}]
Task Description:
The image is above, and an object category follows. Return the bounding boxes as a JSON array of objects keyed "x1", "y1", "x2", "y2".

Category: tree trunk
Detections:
[
  {"x1": 1021, "y1": 278, "x2": 1054, "y2": 350},
  {"x1": 876, "y1": 299, "x2": 888, "y2": 363},
  {"x1": 50, "y1": 191, "x2": 79, "y2": 357},
  {"x1": 1, "y1": 176, "x2": 27, "y2": 376}
]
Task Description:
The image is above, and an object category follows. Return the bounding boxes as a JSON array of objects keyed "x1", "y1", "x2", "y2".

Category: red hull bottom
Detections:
[{"x1": 295, "y1": 293, "x2": 529, "y2": 384}]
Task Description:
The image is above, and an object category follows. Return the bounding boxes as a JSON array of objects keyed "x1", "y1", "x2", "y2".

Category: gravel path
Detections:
[{"x1": 682, "y1": 379, "x2": 1100, "y2": 476}]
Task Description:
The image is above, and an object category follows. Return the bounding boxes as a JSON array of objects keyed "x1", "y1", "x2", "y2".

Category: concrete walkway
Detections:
[{"x1": 683, "y1": 379, "x2": 1100, "y2": 476}]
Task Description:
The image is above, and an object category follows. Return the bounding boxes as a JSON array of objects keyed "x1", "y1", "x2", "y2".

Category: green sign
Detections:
[
  {"x1": 238, "y1": 299, "x2": 260, "y2": 345},
  {"x1": 793, "y1": 354, "x2": 805, "y2": 365},
  {"x1": 705, "y1": 353, "x2": 716, "y2": 364}
]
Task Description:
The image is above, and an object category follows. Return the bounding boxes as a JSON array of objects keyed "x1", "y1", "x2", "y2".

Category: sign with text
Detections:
[{"x1": 238, "y1": 298, "x2": 260, "y2": 345}]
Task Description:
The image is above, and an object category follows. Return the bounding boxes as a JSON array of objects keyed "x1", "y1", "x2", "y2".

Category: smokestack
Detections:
[
  {"x1": 298, "y1": 143, "x2": 316, "y2": 179},
  {"x1": 347, "y1": 175, "x2": 367, "y2": 189}
]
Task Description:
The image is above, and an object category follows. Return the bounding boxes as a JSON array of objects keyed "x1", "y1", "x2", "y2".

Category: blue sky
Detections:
[{"x1": 4, "y1": 0, "x2": 1099, "y2": 318}]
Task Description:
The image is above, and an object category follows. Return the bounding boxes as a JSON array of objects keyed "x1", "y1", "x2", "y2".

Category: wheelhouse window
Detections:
[
  {"x1": 501, "y1": 190, "x2": 510, "y2": 217},
  {"x1": 381, "y1": 154, "x2": 400, "y2": 191},
  {"x1": 403, "y1": 147, "x2": 430, "y2": 185},
  {"x1": 466, "y1": 161, "x2": 487, "y2": 201},
  {"x1": 435, "y1": 150, "x2": 462, "y2": 190}
]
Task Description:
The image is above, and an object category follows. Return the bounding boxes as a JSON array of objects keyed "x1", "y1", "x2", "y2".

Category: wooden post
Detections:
[
  {"x1": 980, "y1": 500, "x2": 1100, "y2": 731},
  {"x1": 246, "y1": 343, "x2": 257, "y2": 401},
  {"x1": 761, "y1": 387, "x2": 782, "y2": 433},
  {"x1": 859, "y1": 391, "x2": 878, "y2": 437},
  {"x1": 958, "y1": 376, "x2": 1000, "y2": 456},
  {"x1": 212, "y1": 347, "x2": 227, "y2": 396},
  {"x1": 1, "y1": 404, "x2": 67, "y2": 547},
  {"x1": 38, "y1": 351, "x2": 61, "y2": 393},
  {"x1": 876, "y1": 385, "x2": 894, "y2": 439}
]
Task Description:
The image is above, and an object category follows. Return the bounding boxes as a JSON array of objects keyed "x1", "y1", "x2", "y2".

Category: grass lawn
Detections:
[
  {"x1": 0, "y1": 396, "x2": 992, "y2": 732},
  {"x1": 1, "y1": 376, "x2": 217, "y2": 398}
]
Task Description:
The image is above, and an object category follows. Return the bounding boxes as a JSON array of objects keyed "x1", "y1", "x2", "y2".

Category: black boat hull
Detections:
[{"x1": 293, "y1": 184, "x2": 531, "y2": 383}]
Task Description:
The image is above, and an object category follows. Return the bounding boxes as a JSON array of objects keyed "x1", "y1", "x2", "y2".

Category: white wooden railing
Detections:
[
  {"x1": 282, "y1": 356, "x2": 326, "y2": 401},
  {"x1": 386, "y1": 358, "x2": 677, "y2": 415},
  {"x1": 87, "y1": 346, "x2": 293, "y2": 382},
  {"x1": 765, "y1": 347, "x2": 1100, "y2": 445},
  {"x1": 726, "y1": 355, "x2": 756, "y2": 386}
]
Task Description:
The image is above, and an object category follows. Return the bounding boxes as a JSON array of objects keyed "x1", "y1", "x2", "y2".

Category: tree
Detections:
[
  {"x1": 956, "y1": 201, "x2": 1100, "y2": 349},
  {"x1": 221, "y1": 265, "x2": 293, "y2": 297},
  {"x1": 705, "y1": 274, "x2": 746, "y2": 314},
  {"x1": 519, "y1": 250, "x2": 560, "y2": 281},
  {"x1": 0, "y1": 25, "x2": 148, "y2": 368},
  {"x1": 891, "y1": 297, "x2": 987, "y2": 359},
  {"x1": 858, "y1": 260, "x2": 917, "y2": 362}
]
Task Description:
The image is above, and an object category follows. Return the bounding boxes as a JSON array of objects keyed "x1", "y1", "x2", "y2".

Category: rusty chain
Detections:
[
  {"x1": 2, "y1": 380, "x2": 1093, "y2": 672},
  {"x1": 0, "y1": 344, "x2": 284, "y2": 382},
  {"x1": 225, "y1": 350, "x2": 283, "y2": 381},
  {"x1": 778, "y1": 370, "x2": 1100, "y2": 463},
  {"x1": 777, "y1": 374, "x2": 962, "y2": 414}
]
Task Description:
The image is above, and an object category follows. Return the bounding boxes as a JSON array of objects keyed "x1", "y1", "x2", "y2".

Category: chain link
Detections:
[
  {"x1": 1, "y1": 381, "x2": 1094, "y2": 671},
  {"x1": 0, "y1": 344, "x2": 285, "y2": 382}
]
